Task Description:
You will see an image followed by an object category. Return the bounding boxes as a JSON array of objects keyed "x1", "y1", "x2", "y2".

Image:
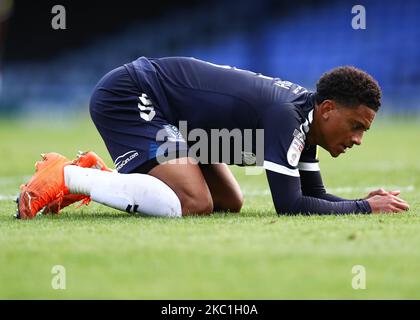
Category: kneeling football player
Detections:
[{"x1": 16, "y1": 57, "x2": 409, "y2": 219}]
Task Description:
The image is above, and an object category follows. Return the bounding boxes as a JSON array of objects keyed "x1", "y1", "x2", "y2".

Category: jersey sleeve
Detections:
[
  {"x1": 298, "y1": 144, "x2": 320, "y2": 172},
  {"x1": 266, "y1": 170, "x2": 372, "y2": 215},
  {"x1": 299, "y1": 145, "x2": 355, "y2": 202}
]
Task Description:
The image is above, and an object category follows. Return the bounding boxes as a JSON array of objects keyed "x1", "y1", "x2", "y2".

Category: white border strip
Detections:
[
  {"x1": 263, "y1": 161, "x2": 300, "y2": 177},
  {"x1": 298, "y1": 162, "x2": 320, "y2": 171}
]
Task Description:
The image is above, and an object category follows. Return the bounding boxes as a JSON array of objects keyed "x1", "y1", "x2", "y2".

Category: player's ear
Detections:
[{"x1": 318, "y1": 100, "x2": 336, "y2": 120}]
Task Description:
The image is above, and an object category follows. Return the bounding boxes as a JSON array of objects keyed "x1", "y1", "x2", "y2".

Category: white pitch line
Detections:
[
  {"x1": 0, "y1": 176, "x2": 28, "y2": 202},
  {"x1": 0, "y1": 176, "x2": 31, "y2": 185},
  {"x1": 329, "y1": 185, "x2": 415, "y2": 194},
  {"x1": 1, "y1": 174, "x2": 416, "y2": 200},
  {"x1": 242, "y1": 185, "x2": 415, "y2": 196},
  {"x1": 2, "y1": 186, "x2": 413, "y2": 200},
  {"x1": 242, "y1": 190, "x2": 271, "y2": 196},
  {"x1": 0, "y1": 195, "x2": 17, "y2": 201}
]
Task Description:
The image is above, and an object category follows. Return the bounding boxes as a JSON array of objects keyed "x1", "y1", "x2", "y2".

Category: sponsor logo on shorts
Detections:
[
  {"x1": 114, "y1": 150, "x2": 139, "y2": 171},
  {"x1": 163, "y1": 125, "x2": 186, "y2": 143}
]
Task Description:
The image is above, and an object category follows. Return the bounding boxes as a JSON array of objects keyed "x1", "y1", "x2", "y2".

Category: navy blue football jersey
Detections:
[
  {"x1": 125, "y1": 56, "x2": 320, "y2": 177},
  {"x1": 120, "y1": 56, "x2": 370, "y2": 215}
]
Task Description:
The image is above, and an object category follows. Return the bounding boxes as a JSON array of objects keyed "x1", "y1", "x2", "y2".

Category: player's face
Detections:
[{"x1": 321, "y1": 103, "x2": 376, "y2": 158}]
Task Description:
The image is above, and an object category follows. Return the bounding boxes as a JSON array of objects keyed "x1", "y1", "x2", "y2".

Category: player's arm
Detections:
[
  {"x1": 298, "y1": 148, "x2": 410, "y2": 209},
  {"x1": 261, "y1": 103, "x2": 408, "y2": 214},
  {"x1": 266, "y1": 169, "x2": 371, "y2": 215},
  {"x1": 299, "y1": 170, "x2": 350, "y2": 201},
  {"x1": 298, "y1": 146, "x2": 351, "y2": 201}
]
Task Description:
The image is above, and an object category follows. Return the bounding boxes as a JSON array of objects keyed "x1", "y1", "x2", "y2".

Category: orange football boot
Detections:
[
  {"x1": 42, "y1": 151, "x2": 112, "y2": 215},
  {"x1": 16, "y1": 153, "x2": 72, "y2": 219}
]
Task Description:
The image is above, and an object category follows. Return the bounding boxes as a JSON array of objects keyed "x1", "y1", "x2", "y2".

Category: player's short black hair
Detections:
[{"x1": 315, "y1": 66, "x2": 381, "y2": 112}]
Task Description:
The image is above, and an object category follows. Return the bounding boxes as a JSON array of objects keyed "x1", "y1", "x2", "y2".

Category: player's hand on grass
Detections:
[
  {"x1": 365, "y1": 188, "x2": 400, "y2": 199},
  {"x1": 367, "y1": 193, "x2": 410, "y2": 213}
]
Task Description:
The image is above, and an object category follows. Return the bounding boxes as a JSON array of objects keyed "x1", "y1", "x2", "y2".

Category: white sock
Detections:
[{"x1": 64, "y1": 165, "x2": 182, "y2": 217}]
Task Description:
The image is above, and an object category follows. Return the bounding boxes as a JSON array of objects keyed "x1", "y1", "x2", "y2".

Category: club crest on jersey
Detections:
[
  {"x1": 241, "y1": 151, "x2": 257, "y2": 166},
  {"x1": 287, "y1": 129, "x2": 305, "y2": 167}
]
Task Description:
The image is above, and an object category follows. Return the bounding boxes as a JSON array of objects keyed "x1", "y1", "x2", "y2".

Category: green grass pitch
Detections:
[{"x1": 0, "y1": 115, "x2": 419, "y2": 299}]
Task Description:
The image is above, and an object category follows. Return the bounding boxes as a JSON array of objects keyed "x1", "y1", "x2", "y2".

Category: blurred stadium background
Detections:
[
  {"x1": 1, "y1": 0, "x2": 419, "y2": 118},
  {"x1": 1, "y1": 0, "x2": 420, "y2": 300}
]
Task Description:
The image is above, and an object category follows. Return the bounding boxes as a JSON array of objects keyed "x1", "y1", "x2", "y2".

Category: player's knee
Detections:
[
  {"x1": 230, "y1": 191, "x2": 244, "y2": 212},
  {"x1": 181, "y1": 192, "x2": 214, "y2": 215},
  {"x1": 217, "y1": 190, "x2": 243, "y2": 213}
]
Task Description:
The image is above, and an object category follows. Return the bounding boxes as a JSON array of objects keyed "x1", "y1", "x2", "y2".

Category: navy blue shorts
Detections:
[{"x1": 89, "y1": 66, "x2": 188, "y2": 174}]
